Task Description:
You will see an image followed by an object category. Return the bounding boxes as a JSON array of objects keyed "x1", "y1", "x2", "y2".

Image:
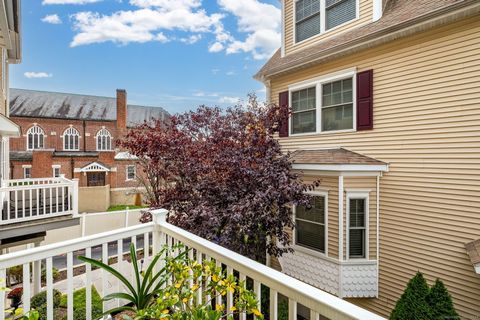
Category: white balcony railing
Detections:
[
  {"x1": 0, "y1": 176, "x2": 78, "y2": 225},
  {"x1": 0, "y1": 210, "x2": 385, "y2": 320}
]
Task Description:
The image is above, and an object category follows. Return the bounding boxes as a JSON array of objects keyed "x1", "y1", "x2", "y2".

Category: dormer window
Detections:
[{"x1": 295, "y1": 0, "x2": 357, "y2": 43}]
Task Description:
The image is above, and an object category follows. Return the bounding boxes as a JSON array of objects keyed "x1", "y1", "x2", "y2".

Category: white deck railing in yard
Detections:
[
  {"x1": 0, "y1": 176, "x2": 78, "y2": 225},
  {"x1": 0, "y1": 210, "x2": 386, "y2": 320}
]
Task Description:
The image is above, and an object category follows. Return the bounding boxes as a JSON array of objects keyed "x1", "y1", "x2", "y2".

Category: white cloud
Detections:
[
  {"x1": 41, "y1": 14, "x2": 62, "y2": 24},
  {"x1": 43, "y1": 0, "x2": 101, "y2": 4},
  {"x1": 180, "y1": 34, "x2": 202, "y2": 44},
  {"x1": 226, "y1": 70, "x2": 236, "y2": 76},
  {"x1": 24, "y1": 72, "x2": 53, "y2": 79},
  {"x1": 70, "y1": 1, "x2": 223, "y2": 47},
  {"x1": 211, "y1": 68, "x2": 220, "y2": 75},
  {"x1": 194, "y1": 91, "x2": 219, "y2": 97},
  {"x1": 68, "y1": 0, "x2": 280, "y2": 60},
  {"x1": 219, "y1": 96, "x2": 240, "y2": 104},
  {"x1": 208, "y1": 42, "x2": 224, "y2": 53},
  {"x1": 217, "y1": 0, "x2": 281, "y2": 60}
]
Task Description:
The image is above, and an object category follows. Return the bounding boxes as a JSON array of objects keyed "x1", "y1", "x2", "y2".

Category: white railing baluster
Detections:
[
  {"x1": 55, "y1": 187, "x2": 59, "y2": 213},
  {"x1": 67, "y1": 252, "x2": 74, "y2": 320},
  {"x1": 0, "y1": 269, "x2": 6, "y2": 320},
  {"x1": 204, "y1": 255, "x2": 211, "y2": 303},
  {"x1": 288, "y1": 299, "x2": 297, "y2": 320},
  {"x1": 43, "y1": 187, "x2": 46, "y2": 216},
  {"x1": 196, "y1": 250, "x2": 203, "y2": 304},
  {"x1": 14, "y1": 189, "x2": 17, "y2": 220},
  {"x1": 215, "y1": 260, "x2": 222, "y2": 307},
  {"x1": 239, "y1": 273, "x2": 246, "y2": 320},
  {"x1": 85, "y1": 247, "x2": 92, "y2": 320},
  {"x1": 36, "y1": 188, "x2": 40, "y2": 216},
  {"x1": 117, "y1": 238, "x2": 123, "y2": 308},
  {"x1": 29, "y1": 189, "x2": 32, "y2": 217},
  {"x1": 270, "y1": 289, "x2": 278, "y2": 320},
  {"x1": 188, "y1": 249, "x2": 194, "y2": 306},
  {"x1": 144, "y1": 232, "x2": 149, "y2": 262},
  {"x1": 22, "y1": 189, "x2": 25, "y2": 218},
  {"x1": 22, "y1": 263, "x2": 31, "y2": 313},
  {"x1": 46, "y1": 257, "x2": 54, "y2": 320},
  {"x1": 226, "y1": 266, "x2": 233, "y2": 313},
  {"x1": 102, "y1": 243, "x2": 108, "y2": 317},
  {"x1": 254, "y1": 280, "x2": 262, "y2": 318}
]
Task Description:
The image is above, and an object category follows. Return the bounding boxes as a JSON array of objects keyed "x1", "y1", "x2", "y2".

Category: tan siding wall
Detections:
[
  {"x1": 284, "y1": 0, "x2": 373, "y2": 55},
  {"x1": 268, "y1": 16, "x2": 480, "y2": 319}
]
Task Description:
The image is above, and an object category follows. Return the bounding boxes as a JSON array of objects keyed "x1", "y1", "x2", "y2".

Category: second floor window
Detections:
[
  {"x1": 24, "y1": 166, "x2": 31, "y2": 179},
  {"x1": 292, "y1": 87, "x2": 316, "y2": 134},
  {"x1": 96, "y1": 128, "x2": 112, "y2": 151},
  {"x1": 27, "y1": 125, "x2": 45, "y2": 150},
  {"x1": 322, "y1": 78, "x2": 353, "y2": 131},
  {"x1": 295, "y1": 0, "x2": 357, "y2": 43},
  {"x1": 295, "y1": 194, "x2": 326, "y2": 253},
  {"x1": 63, "y1": 127, "x2": 80, "y2": 151}
]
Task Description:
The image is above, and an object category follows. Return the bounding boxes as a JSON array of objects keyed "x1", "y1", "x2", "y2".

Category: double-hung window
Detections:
[
  {"x1": 290, "y1": 70, "x2": 355, "y2": 135},
  {"x1": 322, "y1": 78, "x2": 353, "y2": 131},
  {"x1": 52, "y1": 165, "x2": 61, "y2": 178},
  {"x1": 23, "y1": 166, "x2": 31, "y2": 179},
  {"x1": 348, "y1": 196, "x2": 368, "y2": 259},
  {"x1": 291, "y1": 87, "x2": 317, "y2": 134},
  {"x1": 126, "y1": 165, "x2": 136, "y2": 181},
  {"x1": 295, "y1": 0, "x2": 357, "y2": 43},
  {"x1": 295, "y1": 194, "x2": 327, "y2": 253}
]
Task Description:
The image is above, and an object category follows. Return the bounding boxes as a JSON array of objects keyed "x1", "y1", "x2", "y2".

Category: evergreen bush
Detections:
[{"x1": 427, "y1": 279, "x2": 459, "y2": 320}]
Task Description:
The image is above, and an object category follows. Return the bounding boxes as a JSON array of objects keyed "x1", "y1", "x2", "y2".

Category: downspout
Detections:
[{"x1": 70, "y1": 157, "x2": 74, "y2": 180}]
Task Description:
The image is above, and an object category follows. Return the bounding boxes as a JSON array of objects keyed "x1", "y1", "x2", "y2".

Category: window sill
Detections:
[{"x1": 289, "y1": 128, "x2": 356, "y2": 138}]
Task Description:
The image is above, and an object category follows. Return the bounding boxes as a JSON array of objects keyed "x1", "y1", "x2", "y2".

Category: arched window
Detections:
[
  {"x1": 96, "y1": 128, "x2": 112, "y2": 151},
  {"x1": 27, "y1": 125, "x2": 45, "y2": 150},
  {"x1": 63, "y1": 127, "x2": 80, "y2": 151}
]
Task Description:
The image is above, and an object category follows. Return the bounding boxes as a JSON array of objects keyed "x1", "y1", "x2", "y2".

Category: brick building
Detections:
[{"x1": 8, "y1": 88, "x2": 169, "y2": 189}]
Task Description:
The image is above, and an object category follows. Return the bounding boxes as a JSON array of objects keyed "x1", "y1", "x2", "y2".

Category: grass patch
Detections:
[
  {"x1": 59, "y1": 286, "x2": 103, "y2": 320},
  {"x1": 107, "y1": 205, "x2": 146, "y2": 212}
]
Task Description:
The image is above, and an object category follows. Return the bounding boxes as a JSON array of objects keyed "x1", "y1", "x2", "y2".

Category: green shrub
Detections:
[
  {"x1": 70, "y1": 305, "x2": 103, "y2": 320},
  {"x1": 31, "y1": 289, "x2": 62, "y2": 309},
  {"x1": 427, "y1": 279, "x2": 459, "y2": 320},
  {"x1": 59, "y1": 286, "x2": 103, "y2": 320},
  {"x1": 390, "y1": 272, "x2": 458, "y2": 320}
]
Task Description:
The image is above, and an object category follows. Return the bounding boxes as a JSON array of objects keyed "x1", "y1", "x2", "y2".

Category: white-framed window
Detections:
[
  {"x1": 126, "y1": 165, "x2": 136, "y2": 181},
  {"x1": 294, "y1": 0, "x2": 358, "y2": 43},
  {"x1": 52, "y1": 165, "x2": 61, "y2": 178},
  {"x1": 23, "y1": 165, "x2": 32, "y2": 179},
  {"x1": 294, "y1": 191, "x2": 328, "y2": 254},
  {"x1": 346, "y1": 191, "x2": 369, "y2": 259},
  {"x1": 26, "y1": 125, "x2": 45, "y2": 150},
  {"x1": 289, "y1": 69, "x2": 356, "y2": 135},
  {"x1": 96, "y1": 128, "x2": 112, "y2": 151},
  {"x1": 63, "y1": 127, "x2": 80, "y2": 151}
]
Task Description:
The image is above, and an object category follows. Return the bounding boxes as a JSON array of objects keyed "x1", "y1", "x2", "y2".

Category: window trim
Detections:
[
  {"x1": 62, "y1": 126, "x2": 80, "y2": 151},
  {"x1": 23, "y1": 165, "x2": 32, "y2": 179},
  {"x1": 52, "y1": 165, "x2": 61, "y2": 178},
  {"x1": 346, "y1": 191, "x2": 369, "y2": 260},
  {"x1": 126, "y1": 165, "x2": 136, "y2": 181},
  {"x1": 26, "y1": 125, "x2": 45, "y2": 151},
  {"x1": 293, "y1": 190, "x2": 329, "y2": 257},
  {"x1": 293, "y1": 0, "x2": 360, "y2": 46},
  {"x1": 96, "y1": 128, "x2": 113, "y2": 151},
  {"x1": 289, "y1": 68, "x2": 357, "y2": 136}
]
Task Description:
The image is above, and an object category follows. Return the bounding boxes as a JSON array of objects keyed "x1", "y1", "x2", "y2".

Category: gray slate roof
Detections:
[{"x1": 9, "y1": 88, "x2": 170, "y2": 127}]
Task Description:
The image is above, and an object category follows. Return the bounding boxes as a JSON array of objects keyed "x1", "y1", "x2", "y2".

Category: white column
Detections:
[
  {"x1": 376, "y1": 175, "x2": 380, "y2": 297},
  {"x1": 72, "y1": 178, "x2": 79, "y2": 215},
  {"x1": 338, "y1": 175, "x2": 344, "y2": 298}
]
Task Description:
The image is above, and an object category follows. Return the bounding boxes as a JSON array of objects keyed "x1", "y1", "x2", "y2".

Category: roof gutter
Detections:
[{"x1": 255, "y1": 1, "x2": 480, "y2": 81}]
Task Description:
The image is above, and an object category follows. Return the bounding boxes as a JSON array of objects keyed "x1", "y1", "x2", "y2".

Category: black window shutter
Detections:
[
  {"x1": 279, "y1": 91, "x2": 290, "y2": 138},
  {"x1": 356, "y1": 69, "x2": 374, "y2": 130}
]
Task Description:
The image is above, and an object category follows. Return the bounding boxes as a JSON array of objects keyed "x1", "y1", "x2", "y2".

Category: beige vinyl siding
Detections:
[
  {"x1": 268, "y1": 16, "x2": 480, "y2": 319},
  {"x1": 284, "y1": 0, "x2": 373, "y2": 56}
]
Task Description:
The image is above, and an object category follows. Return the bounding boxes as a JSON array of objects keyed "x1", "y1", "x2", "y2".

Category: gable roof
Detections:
[
  {"x1": 255, "y1": 0, "x2": 480, "y2": 80},
  {"x1": 9, "y1": 88, "x2": 170, "y2": 128}
]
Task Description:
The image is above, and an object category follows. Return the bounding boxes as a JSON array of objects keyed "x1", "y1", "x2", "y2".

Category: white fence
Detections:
[
  {"x1": 0, "y1": 210, "x2": 386, "y2": 320},
  {"x1": 0, "y1": 176, "x2": 78, "y2": 225}
]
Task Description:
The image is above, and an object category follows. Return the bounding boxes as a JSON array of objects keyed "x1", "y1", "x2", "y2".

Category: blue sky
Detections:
[{"x1": 10, "y1": 0, "x2": 281, "y2": 114}]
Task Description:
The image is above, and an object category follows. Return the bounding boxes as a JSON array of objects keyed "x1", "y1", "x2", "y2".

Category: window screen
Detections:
[
  {"x1": 349, "y1": 198, "x2": 366, "y2": 258},
  {"x1": 296, "y1": 196, "x2": 326, "y2": 253},
  {"x1": 322, "y1": 78, "x2": 353, "y2": 131},
  {"x1": 326, "y1": 0, "x2": 356, "y2": 30},
  {"x1": 296, "y1": 0, "x2": 320, "y2": 42},
  {"x1": 292, "y1": 87, "x2": 316, "y2": 134}
]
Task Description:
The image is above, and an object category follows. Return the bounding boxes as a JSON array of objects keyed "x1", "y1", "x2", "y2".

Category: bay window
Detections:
[
  {"x1": 295, "y1": 0, "x2": 358, "y2": 43},
  {"x1": 295, "y1": 193, "x2": 327, "y2": 254}
]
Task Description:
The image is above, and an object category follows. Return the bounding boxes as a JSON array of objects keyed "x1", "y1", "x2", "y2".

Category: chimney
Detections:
[{"x1": 116, "y1": 89, "x2": 127, "y2": 132}]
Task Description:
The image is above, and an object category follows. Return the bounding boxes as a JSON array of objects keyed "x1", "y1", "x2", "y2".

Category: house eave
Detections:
[
  {"x1": 255, "y1": 1, "x2": 480, "y2": 81},
  {"x1": 292, "y1": 163, "x2": 389, "y2": 173}
]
